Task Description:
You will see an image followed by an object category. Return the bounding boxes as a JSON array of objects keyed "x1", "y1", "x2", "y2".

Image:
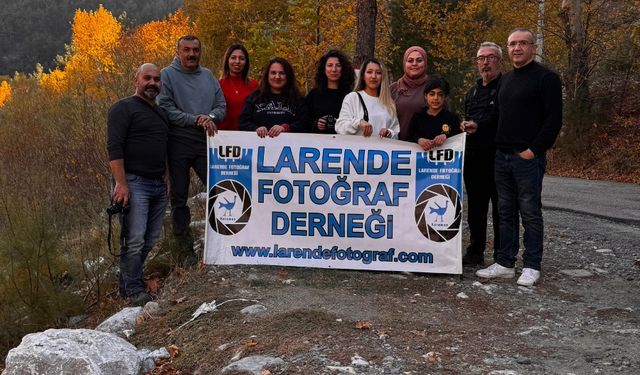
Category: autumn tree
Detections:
[
  {"x1": 185, "y1": 0, "x2": 355, "y2": 91},
  {"x1": 0, "y1": 81, "x2": 10, "y2": 107}
]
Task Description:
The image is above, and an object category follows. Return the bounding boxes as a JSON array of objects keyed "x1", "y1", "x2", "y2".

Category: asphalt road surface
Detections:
[{"x1": 543, "y1": 176, "x2": 640, "y2": 225}]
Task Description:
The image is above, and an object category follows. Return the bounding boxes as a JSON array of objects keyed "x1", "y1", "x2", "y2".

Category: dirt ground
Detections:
[{"x1": 131, "y1": 204, "x2": 640, "y2": 374}]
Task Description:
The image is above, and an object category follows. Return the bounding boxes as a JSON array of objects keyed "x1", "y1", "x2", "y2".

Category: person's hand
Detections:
[
  {"x1": 358, "y1": 119, "x2": 373, "y2": 137},
  {"x1": 113, "y1": 181, "x2": 129, "y2": 207},
  {"x1": 316, "y1": 117, "x2": 327, "y2": 131},
  {"x1": 379, "y1": 128, "x2": 392, "y2": 138},
  {"x1": 256, "y1": 126, "x2": 268, "y2": 138},
  {"x1": 418, "y1": 138, "x2": 434, "y2": 151},
  {"x1": 461, "y1": 120, "x2": 478, "y2": 134},
  {"x1": 268, "y1": 124, "x2": 285, "y2": 137},
  {"x1": 433, "y1": 134, "x2": 447, "y2": 147},
  {"x1": 196, "y1": 115, "x2": 217, "y2": 137},
  {"x1": 519, "y1": 148, "x2": 535, "y2": 160}
]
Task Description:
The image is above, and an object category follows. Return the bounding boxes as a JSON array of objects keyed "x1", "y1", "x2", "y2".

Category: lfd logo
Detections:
[
  {"x1": 218, "y1": 145, "x2": 242, "y2": 159},
  {"x1": 427, "y1": 149, "x2": 454, "y2": 163}
]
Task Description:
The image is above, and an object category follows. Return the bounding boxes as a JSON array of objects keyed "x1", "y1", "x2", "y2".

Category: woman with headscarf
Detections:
[{"x1": 390, "y1": 46, "x2": 429, "y2": 141}]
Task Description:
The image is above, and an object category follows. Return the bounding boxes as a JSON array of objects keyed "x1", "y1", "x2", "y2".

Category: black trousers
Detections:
[
  {"x1": 168, "y1": 138, "x2": 207, "y2": 236},
  {"x1": 463, "y1": 148, "x2": 500, "y2": 257}
]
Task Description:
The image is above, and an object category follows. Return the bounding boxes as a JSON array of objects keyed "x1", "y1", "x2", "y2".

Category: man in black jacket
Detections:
[
  {"x1": 107, "y1": 63, "x2": 169, "y2": 306},
  {"x1": 476, "y1": 28, "x2": 563, "y2": 286},
  {"x1": 460, "y1": 41, "x2": 503, "y2": 267}
]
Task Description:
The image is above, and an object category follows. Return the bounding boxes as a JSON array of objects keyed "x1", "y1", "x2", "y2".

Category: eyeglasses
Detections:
[
  {"x1": 507, "y1": 40, "x2": 533, "y2": 48},
  {"x1": 475, "y1": 55, "x2": 500, "y2": 63}
]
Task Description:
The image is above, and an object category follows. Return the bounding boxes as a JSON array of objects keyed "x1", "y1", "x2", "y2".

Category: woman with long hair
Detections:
[
  {"x1": 335, "y1": 58, "x2": 399, "y2": 138},
  {"x1": 305, "y1": 50, "x2": 355, "y2": 134},
  {"x1": 219, "y1": 44, "x2": 259, "y2": 131},
  {"x1": 391, "y1": 46, "x2": 429, "y2": 141},
  {"x1": 239, "y1": 57, "x2": 307, "y2": 137}
]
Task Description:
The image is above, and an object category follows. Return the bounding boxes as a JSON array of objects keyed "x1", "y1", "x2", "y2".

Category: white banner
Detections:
[{"x1": 205, "y1": 131, "x2": 465, "y2": 274}]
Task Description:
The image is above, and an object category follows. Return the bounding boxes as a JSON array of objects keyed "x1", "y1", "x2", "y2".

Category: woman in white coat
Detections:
[{"x1": 335, "y1": 58, "x2": 399, "y2": 139}]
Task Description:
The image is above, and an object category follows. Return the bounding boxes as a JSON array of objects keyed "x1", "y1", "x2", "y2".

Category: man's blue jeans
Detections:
[
  {"x1": 119, "y1": 174, "x2": 167, "y2": 297},
  {"x1": 494, "y1": 150, "x2": 546, "y2": 270}
]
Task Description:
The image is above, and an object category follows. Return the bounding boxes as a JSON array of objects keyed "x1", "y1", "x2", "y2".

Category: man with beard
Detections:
[
  {"x1": 158, "y1": 35, "x2": 226, "y2": 262},
  {"x1": 107, "y1": 63, "x2": 169, "y2": 306},
  {"x1": 459, "y1": 42, "x2": 503, "y2": 266}
]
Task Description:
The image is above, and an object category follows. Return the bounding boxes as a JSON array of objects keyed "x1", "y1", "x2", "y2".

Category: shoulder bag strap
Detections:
[{"x1": 355, "y1": 92, "x2": 369, "y2": 122}]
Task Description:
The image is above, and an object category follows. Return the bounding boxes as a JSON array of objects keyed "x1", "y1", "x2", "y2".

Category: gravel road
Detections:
[{"x1": 133, "y1": 177, "x2": 640, "y2": 374}]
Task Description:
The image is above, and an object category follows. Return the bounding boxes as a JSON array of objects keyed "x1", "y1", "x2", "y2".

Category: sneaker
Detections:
[
  {"x1": 475, "y1": 263, "x2": 515, "y2": 279},
  {"x1": 517, "y1": 268, "x2": 540, "y2": 287},
  {"x1": 462, "y1": 253, "x2": 485, "y2": 266},
  {"x1": 129, "y1": 292, "x2": 153, "y2": 307}
]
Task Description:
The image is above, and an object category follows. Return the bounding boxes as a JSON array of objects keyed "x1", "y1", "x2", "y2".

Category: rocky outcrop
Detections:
[{"x1": 2, "y1": 328, "x2": 142, "y2": 375}]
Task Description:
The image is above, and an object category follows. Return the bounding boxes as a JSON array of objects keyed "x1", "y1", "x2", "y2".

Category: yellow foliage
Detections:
[
  {"x1": 61, "y1": 5, "x2": 123, "y2": 98},
  {"x1": 71, "y1": 5, "x2": 122, "y2": 72},
  {"x1": 39, "y1": 69, "x2": 67, "y2": 94},
  {"x1": 0, "y1": 80, "x2": 11, "y2": 107},
  {"x1": 131, "y1": 10, "x2": 192, "y2": 65}
]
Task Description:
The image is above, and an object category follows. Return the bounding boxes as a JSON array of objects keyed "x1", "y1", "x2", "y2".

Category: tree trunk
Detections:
[
  {"x1": 354, "y1": 0, "x2": 377, "y2": 68},
  {"x1": 536, "y1": 0, "x2": 544, "y2": 62},
  {"x1": 559, "y1": 0, "x2": 592, "y2": 150}
]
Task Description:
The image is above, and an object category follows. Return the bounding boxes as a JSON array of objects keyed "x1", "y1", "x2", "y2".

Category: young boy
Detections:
[{"x1": 407, "y1": 76, "x2": 461, "y2": 150}]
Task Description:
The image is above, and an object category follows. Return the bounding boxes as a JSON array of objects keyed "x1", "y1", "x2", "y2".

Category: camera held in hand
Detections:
[
  {"x1": 325, "y1": 115, "x2": 336, "y2": 131},
  {"x1": 106, "y1": 202, "x2": 128, "y2": 215}
]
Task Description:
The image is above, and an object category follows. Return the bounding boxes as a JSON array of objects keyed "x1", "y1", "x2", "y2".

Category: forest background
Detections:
[{"x1": 0, "y1": 0, "x2": 638, "y2": 362}]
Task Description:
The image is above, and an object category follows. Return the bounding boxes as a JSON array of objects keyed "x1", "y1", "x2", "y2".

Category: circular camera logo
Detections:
[
  {"x1": 414, "y1": 184, "x2": 461, "y2": 242},
  {"x1": 208, "y1": 180, "x2": 251, "y2": 235}
]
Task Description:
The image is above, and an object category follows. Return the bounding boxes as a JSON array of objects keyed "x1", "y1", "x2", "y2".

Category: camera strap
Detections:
[{"x1": 107, "y1": 200, "x2": 123, "y2": 258}]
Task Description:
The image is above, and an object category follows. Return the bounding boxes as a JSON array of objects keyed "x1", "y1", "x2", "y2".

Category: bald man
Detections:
[{"x1": 107, "y1": 63, "x2": 169, "y2": 306}]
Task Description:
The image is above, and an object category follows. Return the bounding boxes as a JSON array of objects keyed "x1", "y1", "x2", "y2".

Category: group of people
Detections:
[{"x1": 107, "y1": 27, "x2": 562, "y2": 305}]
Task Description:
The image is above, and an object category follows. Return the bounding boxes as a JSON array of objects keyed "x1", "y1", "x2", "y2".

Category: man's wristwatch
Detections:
[{"x1": 208, "y1": 114, "x2": 216, "y2": 122}]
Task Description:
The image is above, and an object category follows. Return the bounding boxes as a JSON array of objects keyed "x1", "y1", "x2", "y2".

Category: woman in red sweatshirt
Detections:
[{"x1": 219, "y1": 44, "x2": 258, "y2": 130}]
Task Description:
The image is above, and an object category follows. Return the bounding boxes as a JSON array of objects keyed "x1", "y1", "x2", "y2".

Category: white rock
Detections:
[
  {"x1": 351, "y1": 354, "x2": 369, "y2": 367},
  {"x1": 143, "y1": 301, "x2": 161, "y2": 315},
  {"x1": 595, "y1": 249, "x2": 613, "y2": 253},
  {"x1": 240, "y1": 304, "x2": 267, "y2": 314},
  {"x1": 220, "y1": 355, "x2": 284, "y2": 375},
  {"x1": 326, "y1": 366, "x2": 357, "y2": 374},
  {"x1": 456, "y1": 292, "x2": 469, "y2": 299},
  {"x1": 389, "y1": 274, "x2": 407, "y2": 280},
  {"x1": 560, "y1": 269, "x2": 594, "y2": 277},
  {"x1": 3, "y1": 328, "x2": 141, "y2": 375},
  {"x1": 489, "y1": 371, "x2": 519, "y2": 375},
  {"x1": 95, "y1": 306, "x2": 143, "y2": 336},
  {"x1": 190, "y1": 220, "x2": 206, "y2": 228}
]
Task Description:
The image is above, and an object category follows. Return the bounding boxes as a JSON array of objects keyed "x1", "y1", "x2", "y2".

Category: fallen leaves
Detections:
[
  {"x1": 170, "y1": 296, "x2": 187, "y2": 305},
  {"x1": 245, "y1": 338, "x2": 258, "y2": 348},
  {"x1": 167, "y1": 344, "x2": 180, "y2": 358},
  {"x1": 145, "y1": 278, "x2": 161, "y2": 295},
  {"x1": 135, "y1": 315, "x2": 145, "y2": 326},
  {"x1": 354, "y1": 320, "x2": 372, "y2": 330}
]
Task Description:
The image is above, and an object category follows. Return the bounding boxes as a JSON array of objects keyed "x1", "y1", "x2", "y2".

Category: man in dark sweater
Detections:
[
  {"x1": 107, "y1": 63, "x2": 169, "y2": 306},
  {"x1": 460, "y1": 42, "x2": 503, "y2": 266},
  {"x1": 476, "y1": 28, "x2": 563, "y2": 287},
  {"x1": 158, "y1": 35, "x2": 226, "y2": 262}
]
